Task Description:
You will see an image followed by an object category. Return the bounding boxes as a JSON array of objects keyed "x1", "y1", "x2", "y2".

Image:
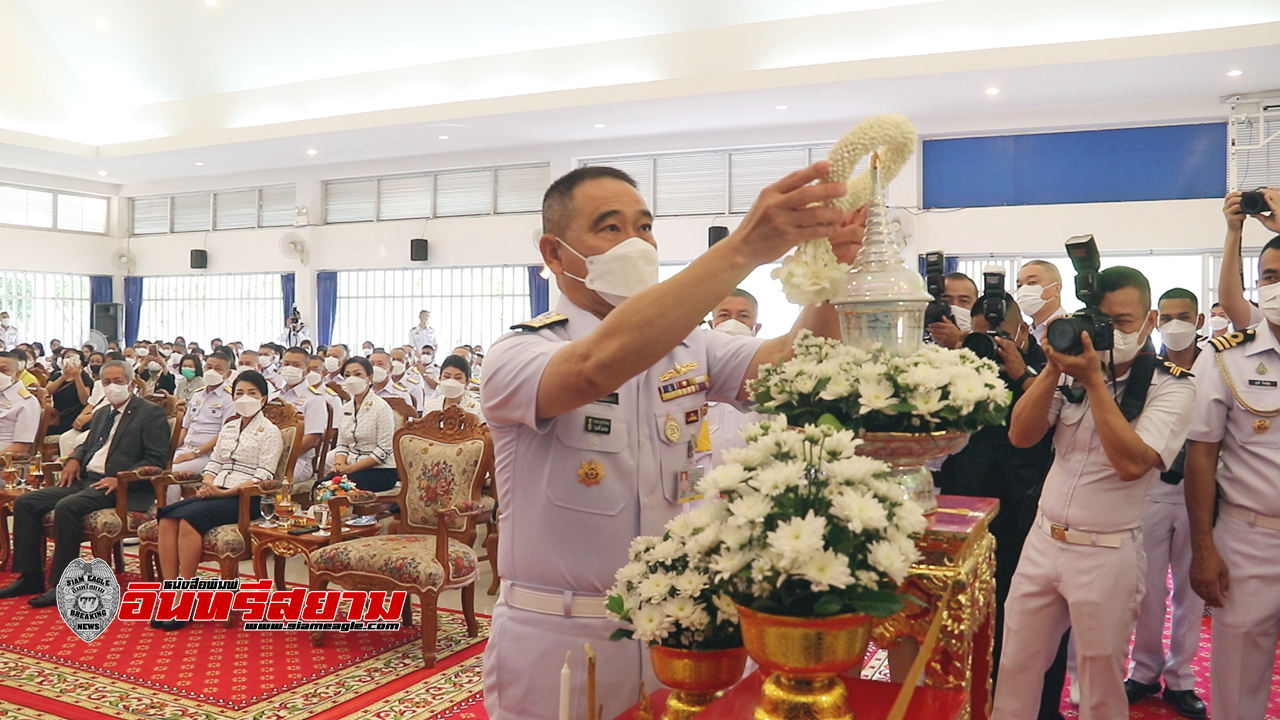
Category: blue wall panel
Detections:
[{"x1": 923, "y1": 124, "x2": 1226, "y2": 209}]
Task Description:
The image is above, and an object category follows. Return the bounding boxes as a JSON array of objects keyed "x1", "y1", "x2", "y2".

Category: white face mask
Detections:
[
  {"x1": 391, "y1": 360, "x2": 406, "y2": 377},
  {"x1": 147, "y1": 361, "x2": 163, "y2": 373},
  {"x1": 439, "y1": 378, "x2": 466, "y2": 399},
  {"x1": 280, "y1": 366, "x2": 305, "y2": 387},
  {"x1": 950, "y1": 305, "x2": 973, "y2": 333},
  {"x1": 557, "y1": 236, "x2": 659, "y2": 306},
  {"x1": 1016, "y1": 283, "x2": 1057, "y2": 318},
  {"x1": 371, "y1": 366, "x2": 389, "y2": 384},
  {"x1": 713, "y1": 319, "x2": 755, "y2": 337},
  {"x1": 1159, "y1": 319, "x2": 1198, "y2": 352},
  {"x1": 305, "y1": 370, "x2": 323, "y2": 388},
  {"x1": 324, "y1": 356, "x2": 341, "y2": 373},
  {"x1": 259, "y1": 355, "x2": 273, "y2": 369},
  {"x1": 104, "y1": 382, "x2": 131, "y2": 406},
  {"x1": 0, "y1": 372, "x2": 12, "y2": 392},
  {"x1": 203, "y1": 370, "x2": 224, "y2": 387},
  {"x1": 1208, "y1": 315, "x2": 1230, "y2": 331},
  {"x1": 233, "y1": 395, "x2": 263, "y2": 417},
  {"x1": 362, "y1": 347, "x2": 373, "y2": 357},
  {"x1": 136, "y1": 348, "x2": 149, "y2": 357},
  {"x1": 1259, "y1": 282, "x2": 1280, "y2": 327},
  {"x1": 1111, "y1": 320, "x2": 1150, "y2": 365},
  {"x1": 342, "y1": 376, "x2": 368, "y2": 396},
  {"x1": 422, "y1": 353, "x2": 435, "y2": 364}
]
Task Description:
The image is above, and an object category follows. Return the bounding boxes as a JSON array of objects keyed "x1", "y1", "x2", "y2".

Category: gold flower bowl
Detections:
[{"x1": 650, "y1": 645, "x2": 749, "y2": 720}]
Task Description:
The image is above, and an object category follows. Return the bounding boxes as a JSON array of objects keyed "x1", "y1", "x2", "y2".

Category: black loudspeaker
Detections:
[
  {"x1": 190, "y1": 249, "x2": 208, "y2": 269},
  {"x1": 93, "y1": 302, "x2": 123, "y2": 344},
  {"x1": 708, "y1": 226, "x2": 730, "y2": 247},
  {"x1": 410, "y1": 238, "x2": 429, "y2": 262}
]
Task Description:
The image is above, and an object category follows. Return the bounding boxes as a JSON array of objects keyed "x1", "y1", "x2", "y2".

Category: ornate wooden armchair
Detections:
[
  {"x1": 137, "y1": 399, "x2": 304, "y2": 586},
  {"x1": 384, "y1": 396, "x2": 417, "y2": 431},
  {"x1": 308, "y1": 404, "x2": 490, "y2": 666},
  {"x1": 39, "y1": 462, "x2": 165, "y2": 573}
]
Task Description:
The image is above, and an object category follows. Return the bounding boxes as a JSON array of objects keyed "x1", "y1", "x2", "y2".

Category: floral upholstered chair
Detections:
[
  {"x1": 308, "y1": 403, "x2": 491, "y2": 667},
  {"x1": 136, "y1": 400, "x2": 302, "y2": 596}
]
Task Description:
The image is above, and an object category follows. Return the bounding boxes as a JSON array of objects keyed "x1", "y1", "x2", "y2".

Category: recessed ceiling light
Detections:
[
  {"x1": 985, "y1": 87, "x2": 1001, "y2": 96},
  {"x1": 205, "y1": 0, "x2": 218, "y2": 6},
  {"x1": 194, "y1": 161, "x2": 205, "y2": 166},
  {"x1": 97, "y1": 170, "x2": 108, "y2": 176},
  {"x1": 94, "y1": 17, "x2": 108, "y2": 30},
  {"x1": 1227, "y1": 69, "x2": 1244, "y2": 77},
  {"x1": 775, "y1": 104, "x2": 789, "y2": 110},
  {"x1": 305, "y1": 149, "x2": 318, "y2": 156},
  {"x1": 593, "y1": 123, "x2": 606, "y2": 129},
  {"x1": 437, "y1": 135, "x2": 450, "y2": 140}
]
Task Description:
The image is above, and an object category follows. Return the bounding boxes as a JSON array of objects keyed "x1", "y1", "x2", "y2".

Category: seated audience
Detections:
[
  {"x1": 275, "y1": 347, "x2": 330, "y2": 484},
  {"x1": 171, "y1": 351, "x2": 235, "y2": 494},
  {"x1": 389, "y1": 347, "x2": 425, "y2": 411},
  {"x1": 369, "y1": 350, "x2": 415, "y2": 409},
  {"x1": 174, "y1": 354, "x2": 206, "y2": 402},
  {"x1": 421, "y1": 354, "x2": 485, "y2": 422},
  {"x1": 44, "y1": 348, "x2": 93, "y2": 436},
  {"x1": 322, "y1": 356, "x2": 397, "y2": 493},
  {"x1": 0, "y1": 351, "x2": 43, "y2": 458}
]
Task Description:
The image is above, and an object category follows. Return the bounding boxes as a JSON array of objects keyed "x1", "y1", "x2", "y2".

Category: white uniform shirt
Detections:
[
  {"x1": 335, "y1": 392, "x2": 397, "y2": 469},
  {"x1": 86, "y1": 403, "x2": 127, "y2": 475},
  {"x1": 0, "y1": 382, "x2": 41, "y2": 448},
  {"x1": 393, "y1": 372, "x2": 426, "y2": 411},
  {"x1": 481, "y1": 296, "x2": 764, "y2": 594},
  {"x1": 0, "y1": 325, "x2": 20, "y2": 347},
  {"x1": 1187, "y1": 321, "x2": 1280, "y2": 517},
  {"x1": 277, "y1": 382, "x2": 331, "y2": 461},
  {"x1": 409, "y1": 325, "x2": 437, "y2": 354},
  {"x1": 1037, "y1": 366, "x2": 1195, "y2": 533},
  {"x1": 374, "y1": 381, "x2": 416, "y2": 414},
  {"x1": 279, "y1": 327, "x2": 312, "y2": 348},
  {"x1": 422, "y1": 391, "x2": 485, "y2": 424},
  {"x1": 182, "y1": 384, "x2": 234, "y2": 447},
  {"x1": 1030, "y1": 306, "x2": 1067, "y2": 344},
  {"x1": 704, "y1": 403, "x2": 767, "y2": 467},
  {"x1": 203, "y1": 411, "x2": 285, "y2": 489}
]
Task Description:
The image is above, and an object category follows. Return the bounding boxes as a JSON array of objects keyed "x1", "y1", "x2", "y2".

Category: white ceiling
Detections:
[{"x1": 0, "y1": 0, "x2": 1278, "y2": 187}]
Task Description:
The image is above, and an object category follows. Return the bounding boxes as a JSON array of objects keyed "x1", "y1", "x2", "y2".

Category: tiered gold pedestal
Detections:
[{"x1": 872, "y1": 495, "x2": 999, "y2": 720}]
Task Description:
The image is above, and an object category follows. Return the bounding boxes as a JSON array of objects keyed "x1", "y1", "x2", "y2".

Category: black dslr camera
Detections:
[
  {"x1": 923, "y1": 250, "x2": 953, "y2": 326},
  {"x1": 961, "y1": 267, "x2": 1012, "y2": 361},
  {"x1": 1046, "y1": 235, "x2": 1113, "y2": 355},
  {"x1": 1240, "y1": 190, "x2": 1269, "y2": 216}
]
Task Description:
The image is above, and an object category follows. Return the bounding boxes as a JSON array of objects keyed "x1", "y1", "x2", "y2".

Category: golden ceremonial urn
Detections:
[
  {"x1": 649, "y1": 645, "x2": 749, "y2": 720},
  {"x1": 736, "y1": 605, "x2": 873, "y2": 720}
]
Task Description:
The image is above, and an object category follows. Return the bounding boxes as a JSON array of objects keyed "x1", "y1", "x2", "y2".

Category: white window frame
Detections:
[
  {"x1": 0, "y1": 182, "x2": 108, "y2": 235},
  {"x1": 137, "y1": 273, "x2": 284, "y2": 347},
  {"x1": 0, "y1": 270, "x2": 93, "y2": 346},
  {"x1": 131, "y1": 185, "x2": 295, "y2": 235},
  {"x1": 322, "y1": 163, "x2": 550, "y2": 225}
]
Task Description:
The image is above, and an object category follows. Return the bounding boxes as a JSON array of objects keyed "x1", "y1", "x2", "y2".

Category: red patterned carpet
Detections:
[{"x1": 0, "y1": 565, "x2": 487, "y2": 720}]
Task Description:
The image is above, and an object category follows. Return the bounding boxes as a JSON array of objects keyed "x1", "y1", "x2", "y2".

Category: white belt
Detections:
[
  {"x1": 1037, "y1": 514, "x2": 1136, "y2": 549},
  {"x1": 504, "y1": 582, "x2": 608, "y2": 619},
  {"x1": 1220, "y1": 502, "x2": 1280, "y2": 532}
]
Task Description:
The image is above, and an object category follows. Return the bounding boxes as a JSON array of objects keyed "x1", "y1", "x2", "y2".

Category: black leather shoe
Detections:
[
  {"x1": 1125, "y1": 679, "x2": 1161, "y2": 704},
  {"x1": 0, "y1": 575, "x2": 45, "y2": 599},
  {"x1": 27, "y1": 588, "x2": 58, "y2": 608},
  {"x1": 1163, "y1": 689, "x2": 1208, "y2": 719},
  {"x1": 157, "y1": 620, "x2": 186, "y2": 631}
]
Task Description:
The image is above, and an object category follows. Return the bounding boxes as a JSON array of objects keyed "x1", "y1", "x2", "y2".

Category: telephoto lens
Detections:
[
  {"x1": 1240, "y1": 190, "x2": 1268, "y2": 216},
  {"x1": 961, "y1": 332, "x2": 1000, "y2": 361},
  {"x1": 1047, "y1": 316, "x2": 1090, "y2": 355}
]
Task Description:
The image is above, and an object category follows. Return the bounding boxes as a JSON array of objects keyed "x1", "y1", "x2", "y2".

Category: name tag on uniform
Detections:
[
  {"x1": 595, "y1": 393, "x2": 619, "y2": 405},
  {"x1": 678, "y1": 465, "x2": 705, "y2": 504},
  {"x1": 1248, "y1": 379, "x2": 1278, "y2": 388},
  {"x1": 584, "y1": 417, "x2": 612, "y2": 434}
]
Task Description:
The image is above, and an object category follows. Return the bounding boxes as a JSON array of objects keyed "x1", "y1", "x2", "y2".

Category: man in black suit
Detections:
[{"x1": 0, "y1": 360, "x2": 171, "y2": 607}]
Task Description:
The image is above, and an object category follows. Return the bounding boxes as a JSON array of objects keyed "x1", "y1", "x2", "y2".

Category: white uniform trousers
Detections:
[
  {"x1": 992, "y1": 518, "x2": 1145, "y2": 720},
  {"x1": 58, "y1": 428, "x2": 87, "y2": 458},
  {"x1": 483, "y1": 594, "x2": 655, "y2": 720},
  {"x1": 169, "y1": 453, "x2": 212, "y2": 503},
  {"x1": 1130, "y1": 499, "x2": 1203, "y2": 690},
  {"x1": 1210, "y1": 512, "x2": 1280, "y2": 720}
]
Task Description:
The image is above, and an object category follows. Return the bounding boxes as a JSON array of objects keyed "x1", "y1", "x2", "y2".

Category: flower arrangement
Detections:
[
  {"x1": 748, "y1": 330, "x2": 1010, "y2": 434},
  {"x1": 315, "y1": 475, "x2": 358, "y2": 503},
  {"x1": 608, "y1": 421, "x2": 927, "y2": 641}
]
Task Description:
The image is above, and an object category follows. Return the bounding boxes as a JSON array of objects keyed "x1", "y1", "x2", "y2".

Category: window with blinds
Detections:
[
  {"x1": 55, "y1": 194, "x2": 108, "y2": 233},
  {"x1": 583, "y1": 157, "x2": 656, "y2": 208},
  {"x1": 1234, "y1": 116, "x2": 1280, "y2": 191},
  {"x1": 171, "y1": 193, "x2": 212, "y2": 233},
  {"x1": 332, "y1": 266, "x2": 531, "y2": 351},
  {"x1": 730, "y1": 149, "x2": 809, "y2": 213},
  {"x1": 0, "y1": 270, "x2": 92, "y2": 345},
  {"x1": 436, "y1": 170, "x2": 494, "y2": 217},
  {"x1": 131, "y1": 196, "x2": 171, "y2": 235},
  {"x1": 214, "y1": 190, "x2": 258, "y2": 230},
  {"x1": 378, "y1": 175, "x2": 433, "y2": 221},
  {"x1": 655, "y1": 154, "x2": 728, "y2": 216},
  {"x1": 138, "y1": 273, "x2": 283, "y2": 347},
  {"x1": 0, "y1": 185, "x2": 54, "y2": 229},
  {"x1": 325, "y1": 179, "x2": 377, "y2": 224},
  {"x1": 496, "y1": 165, "x2": 550, "y2": 214},
  {"x1": 259, "y1": 185, "x2": 296, "y2": 227}
]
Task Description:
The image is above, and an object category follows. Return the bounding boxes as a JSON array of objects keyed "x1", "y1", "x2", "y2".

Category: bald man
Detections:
[{"x1": 1016, "y1": 261, "x2": 1066, "y2": 343}]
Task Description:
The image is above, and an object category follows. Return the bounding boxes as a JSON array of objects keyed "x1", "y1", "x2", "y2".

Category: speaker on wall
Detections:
[
  {"x1": 93, "y1": 302, "x2": 123, "y2": 344},
  {"x1": 410, "y1": 238, "x2": 429, "y2": 262},
  {"x1": 708, "y1": 226, "x2": 730, "y2": 247},
  {"x1": 190, "y1": 249, "x2": 208, "y2": 269}
]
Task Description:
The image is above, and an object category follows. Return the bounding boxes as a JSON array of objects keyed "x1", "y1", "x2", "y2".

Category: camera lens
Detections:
[
  {"x1": 961, "y1": 332, "x2": 999, "y2": 361},
  {"x1": 925, "y1": 300, "x2": 952, "y2": 326},
  {"x1": 1047, "y1": 316, "x2": 1088, "y2": 355},
  {"x1": 1240, "y1": 191, "x2": 1268, "y2": 216}
]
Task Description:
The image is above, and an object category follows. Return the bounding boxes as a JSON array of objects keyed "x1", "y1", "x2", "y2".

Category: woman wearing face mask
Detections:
[
  {"x1": 421, "y1": 354, "x2": 485, "y2": 423},
  {"x1": 43, "y1": 349, "x2": 94, "y2": 435},
  {"x1": 322, "y1": 357, "x2": 398, "y2": 493},
  {"x1": 152, "y1": 370, "x2": 283, "y2": 630},
  {"x1": 173, "y1": 354, "x2": 206, "y2": 403},
  {"x1": 139, "y1": 345, "x2": 176, "y2": 395}
]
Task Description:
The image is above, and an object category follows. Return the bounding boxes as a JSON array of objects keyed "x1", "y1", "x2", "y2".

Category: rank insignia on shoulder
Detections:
[
  {"x1": 511, "y1": 312, "x2": 569, "y2": 332},
  {"x1": 16, "y1": 387, "x2": 30, "y2": 399},
  {"x1": 325, "y1": 387, "x2": 339, "y2": 396},
  {"x1": 1159, "y1": 361, "x2": 1193, "y2": 379},
  {"x1": 307, "y1": 385, "x2": 321, "y2": 394},
  {"x1": 393, "y1": 383, "x2": 406, "y2": 392},
  {"x1": 1210, "y1": 329, "x2": 1255, "y2": 353}
]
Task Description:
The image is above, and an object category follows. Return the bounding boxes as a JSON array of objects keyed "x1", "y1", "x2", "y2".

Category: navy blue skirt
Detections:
[{"x1": 157, "y1": 494, "x2": 260, "y2": 535}]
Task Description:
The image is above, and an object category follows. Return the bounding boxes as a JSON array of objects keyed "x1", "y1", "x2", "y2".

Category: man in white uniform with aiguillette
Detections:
[{"x1": 481, "y1": 164, "x2": 865, "y2": 720}]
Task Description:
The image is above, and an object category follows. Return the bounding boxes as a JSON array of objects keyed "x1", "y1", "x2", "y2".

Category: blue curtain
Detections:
[
  {"x1": 123, "y1": 277, "x2": 143, "y2": 347},
  {"x1": 89, "y1": 276, "x2": 112, "y2": 310},
  {"x1": 281, "y1": 273, "x2": 295, "y2": 323},
  {"x1": 316, "y1": 271, "x2": 337, "y2": 346},
  {"x1": 527, "y1": 266, "x2": 549, "y2": 317}
]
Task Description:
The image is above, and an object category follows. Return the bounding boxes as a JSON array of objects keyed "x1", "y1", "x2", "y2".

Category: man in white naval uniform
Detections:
[
  {"x1": 702, "y1": 289, "x2": 769, "y2": 466},
  {"x1": 480, "y1": 164, "x2": 865, "y2": 720},
  {"x1": 995, "y1": 267, "x2": 1195, "y2": 720},
  {"x1": 1186, "y1": 234, "x2": 1280, "y2": 720}
]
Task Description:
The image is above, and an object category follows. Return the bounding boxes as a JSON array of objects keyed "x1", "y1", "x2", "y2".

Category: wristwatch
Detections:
[{"x1": 1014, "y1": 366, "x2": 1039, "y2": 385}]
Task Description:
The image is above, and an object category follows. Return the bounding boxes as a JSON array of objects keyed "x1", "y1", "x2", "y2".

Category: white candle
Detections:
[{"x1": 559, "y1": 651, "x2": 572, "y2": 720}]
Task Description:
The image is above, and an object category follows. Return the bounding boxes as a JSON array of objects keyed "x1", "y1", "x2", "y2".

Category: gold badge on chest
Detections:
[
  {"x1": 664, "y1": 413, "x2": 682, "y2": 443},
  {"x1": 577, "y1": 459, "x2": 605, "y2": 487},
  {"x1": 1256, "y1": 419, "x2": 1272, "y2": 434},
  {"x1": 1258, "y1": 363, "x2": 1270, "y2": 376},
  {"x1": 658, "y1": 362, "x2": 699, "y2": 383}
]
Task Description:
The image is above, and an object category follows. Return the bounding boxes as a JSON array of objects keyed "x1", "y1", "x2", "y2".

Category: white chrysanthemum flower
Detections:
[
  {"x1": 767, "y1": 511, "x2": 828, "y2": 565},
  {"x1": 892, "y1": 500, "x2": 929, "y2": 535},
  {"x1": 858, "y1": 378, "x2": 899, "y2": 413},
  {"x1": 817, "y1": 374, "x2": 856, "y2": 401},
  {"x1": 631, "y1": 604, "x2": 676, "y2": 644},
  {"x1": 720, "y1": 445, "x2": 770, "y2": 469},
  {"x1": 908, "y1": 387, "x2": 946, "y2": 417},
  {"x1": 826, "y1": 455, "x2": 890, "y2": 485},
  {"x1": 664, "y1": 595, "x2": 699, "y2": 622},
  {"x1": 646, "y1": 539, "x2": 683, "y2": 563},
  {"x1": 855, "y1": 569, "x2": 883, "y2": 589},
  {"x1": 698, "y1": 463, "x2": 749, "y2": 497},
  {"x1": 636, "y1": 572, "x2": 675, "y2": 601},
  {"x1": 665, "y1": 513, "x2": 694, "y2": 539},
  {"x1": 800, "y1": 549, "x2": 856, "y2": 592},
  {"x1": 628, "y1": 535, "x2": 659, "y2": 560},
  {"x1": 727, "y1": 492, "x2": 773, "y2": 523},
  {"x1": 614, "y1": 561, "x2": 648, "y2": 585},
  {"x1": 950, "y1": 371, "x2": 990, "y2": 406},
  {"x1": 822, "y1": 430, "x2": 861, "y2": 459},
  {"x1": 868, "y1": 539, "x2": 912, "y2": 585},
  {"x1": 686, "y1": 606, "x2": 712, "y2": 631},
  {"x1": 718, "y1": 521, "x2": 753, "y2": 550},
  {"x1": 900, "y1": 364, "x2": 948, "y2": 389},
  {"x1": 687, "y1": 498, "x2": 729, "y2": 529},
  {"x1": 830, "y1": 488, "x2": 891, "y2": 533},
  {"x1": 710, "y1": 549, "x2": 751, "y2": 580},
  {"x1": 750, "y1": 460, "x2": 805, "y2": 496},
  {"x1": 672, "y1": 571, "x2": 709, "y2": 598},
  {"x1": 712, "y1": 593, "x2": 740, "y2": 624},
  {"x1": 686, "y1": 524, "x2": 723, "y2": 557}
]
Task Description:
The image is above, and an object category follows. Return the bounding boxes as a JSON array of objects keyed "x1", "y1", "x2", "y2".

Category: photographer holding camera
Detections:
[
  {"x1": 992, "y1": 238, "x2": 1196, "y2": 720},
  {"x1": 926, "y1": 263, "x2": 980, "y2": 349},
  {"x1": 1218, "y1": 188, "x2": 1280, "y2": 332},
  {"x1": 937, "y1": 272, "x2": 1069, "y2": 720}
]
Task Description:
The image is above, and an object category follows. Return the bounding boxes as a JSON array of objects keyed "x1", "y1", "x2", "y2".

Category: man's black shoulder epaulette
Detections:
[
  {"x1": 511, "y1": 312, "x2": 569, "y2": 332},
  {"x1": 1209, "y1": 329, "x2": 1256, "y2": 353}
]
